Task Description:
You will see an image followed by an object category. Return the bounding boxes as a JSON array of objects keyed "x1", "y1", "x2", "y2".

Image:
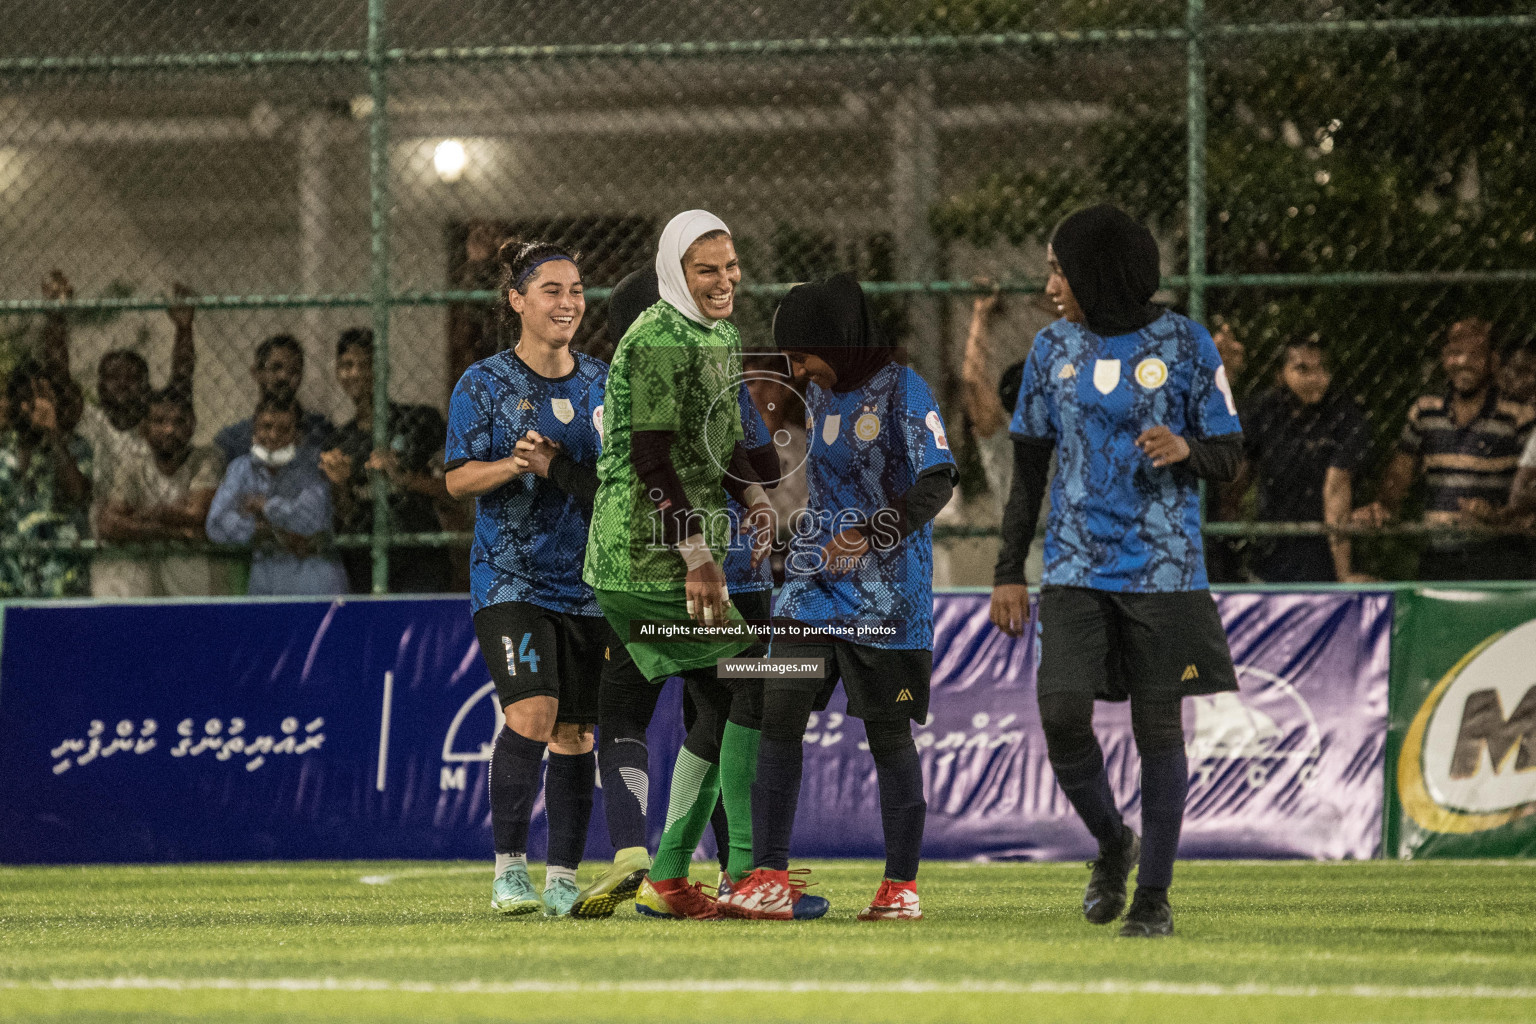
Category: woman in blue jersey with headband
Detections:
[
  {"x1": 444, "y1": 238, "x2": 616, "y2": 918},
  {"x1": 991, "y1": 204, "x2": 1244, "y2": 937}
]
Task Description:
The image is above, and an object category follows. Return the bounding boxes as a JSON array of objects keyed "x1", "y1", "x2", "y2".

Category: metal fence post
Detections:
[
  {"x1": 367, "y1": 0, "x2": 392, "y2": 595},
  {"x1": 1186, "y1": 0, "x2": 1207, "y2": 325}
]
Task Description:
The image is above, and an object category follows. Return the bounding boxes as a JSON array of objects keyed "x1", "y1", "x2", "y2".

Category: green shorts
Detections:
[{"x1": 594, "y1": 586, "x2": 757, "y2": 682}]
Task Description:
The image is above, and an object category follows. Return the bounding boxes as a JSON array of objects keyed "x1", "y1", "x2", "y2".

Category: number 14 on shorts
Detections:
[{"x1": 500, "y1": 633, "x2": 541, "y2": 676}]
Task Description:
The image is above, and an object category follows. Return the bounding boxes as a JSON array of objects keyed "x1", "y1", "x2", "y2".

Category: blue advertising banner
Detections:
[
  {"x1": 0, "y1": 591, "x2": 1390, "y2": 865},
  {"x1": 791, "y1": 592, "x2": 1393, "y2": 863},
  {"x1": 0, "y1": 598, "x2": 685, "y2": 864}
]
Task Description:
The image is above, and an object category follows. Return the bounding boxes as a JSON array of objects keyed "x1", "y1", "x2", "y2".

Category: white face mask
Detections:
[{"x1": 251, "y1": 442, "x2": 297, "y2": 468}]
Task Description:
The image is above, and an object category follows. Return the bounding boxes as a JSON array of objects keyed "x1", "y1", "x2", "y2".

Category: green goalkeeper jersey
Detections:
[{"x1": 583, "y1": 300, "x2": 744, "y2": 592}]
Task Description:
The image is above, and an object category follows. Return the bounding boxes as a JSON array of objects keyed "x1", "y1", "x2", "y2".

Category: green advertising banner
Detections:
[{"x1": 1388, "y1": 588, "x2": 1536, "y2": 858}]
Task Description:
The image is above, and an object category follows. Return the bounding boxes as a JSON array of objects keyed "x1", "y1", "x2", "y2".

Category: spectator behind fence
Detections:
[
  {"x1": 318, "y1": 328, "x2": 453, "y2": 594},
  {"x1": 39, "y1": 271, "x2": 198, "y2": 596},
  {"x1": 960, "y1": 280, "x2": 1051, "y2": 585},
  {"x1": 0, "y1": 363, "x2": 93, "y2": 597},
  {"x1": 97, "y1": 388, "x2": 226, "y2": 596},
  {"x1": 1353, "y1": 318, "x2": 1534, "y2": 580},
  {"x1": 1499, "y1": 344, "x2": 1536, "y2": 405},
  {"x1": 1224, "y1": 339, "x2": 1372, "y2": 582},
  {"x1": 214, "y1": 334, "x2": 332, "y2": 463},
  {"x1": 206, "y1": 397, "x2": 346, "y2": 596}
]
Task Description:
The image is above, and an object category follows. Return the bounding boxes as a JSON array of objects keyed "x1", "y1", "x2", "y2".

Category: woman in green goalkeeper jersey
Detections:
[{"x1": 576, "y1": 210, "x2": 779, "y2": 920}]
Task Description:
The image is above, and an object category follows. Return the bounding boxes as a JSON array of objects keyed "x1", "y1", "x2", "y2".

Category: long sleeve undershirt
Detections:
[
  {"x1": 848, "y1": 465, "x2": 957, "y2": 545},
  {"x1": 631, "y1": 431, "x2": 768, "y2": 545},
  {"x1": 546, "y1": 451, "x2": 598, "y2": 505}
]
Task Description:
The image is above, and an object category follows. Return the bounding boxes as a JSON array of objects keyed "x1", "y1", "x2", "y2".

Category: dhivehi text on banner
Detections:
[
  {"x1": 794, "y1": 592, "x2": 1392, "y2": 862},
  {"x1": 1388, "y1": 588, "x2": 1536, "y2": 859},
  {"x1": 0, "y1": 592, "x2": 1390, "y2": 864}
]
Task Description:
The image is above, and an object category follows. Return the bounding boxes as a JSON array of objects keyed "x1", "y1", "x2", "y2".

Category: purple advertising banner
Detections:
[
  {"x1": 788, "y1": 591, "x2": 1393, "y2": 862},
  {"x1": 0, "y1": 592, "x2": 1390, "y2": 864}
]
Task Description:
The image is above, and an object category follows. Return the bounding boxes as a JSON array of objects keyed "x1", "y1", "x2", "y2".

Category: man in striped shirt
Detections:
[{"x1": 1354, "y1": 318, "x2": 1534, "y2": 580}]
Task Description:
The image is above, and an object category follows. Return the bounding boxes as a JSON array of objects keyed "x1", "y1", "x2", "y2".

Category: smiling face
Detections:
[
  {"x1": 1044, "y1": 244, "x2": 1086, "y2": 325},
  {"x1": 335, "y1": 344, "x2": 373, "y2": 405},
  {"x1": 786, "y1": 351, "x2": 837, "y2": 390},
  {"x1": 510, "y1": 258, "x2": 584, "y2": 348},
  {"x1": 683, "y1": 234, "x2": 740, "y2": 321}
]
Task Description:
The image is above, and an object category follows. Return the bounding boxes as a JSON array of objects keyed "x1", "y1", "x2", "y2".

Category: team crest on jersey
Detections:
[
  {"x1": 1057, "y1": 363, "x2": 1077, "y2": 380},
  {"x1": 925, "y1": 410, "x2": 948, "y2": 450},
  {"x1": 1093, "y1": 359, "x2": 1121, "y2": 395},
  {"x1": 592, "y1": 404, "x2": 604, "y2": 439},
  {"x1": 854, "y1": 412, "x2": 881, "y2": 442},
  {"x1": 551, "y1": 398, "x2": 575, "y2": 424},
  {"x1": 822, "y1": 414, "x2": 841, "y2": 445},
  {"x1": 1135, "y1": 358, "x2": 1168, "y2": 389}
]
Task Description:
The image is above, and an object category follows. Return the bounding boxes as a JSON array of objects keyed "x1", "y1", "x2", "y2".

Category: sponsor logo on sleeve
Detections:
[
  {"x1": 924, "y1": 410, "x2": 949, "y2": 450},
  {"x1": 1215, "y1": 365, "x2": 1238, "y2": 416}
]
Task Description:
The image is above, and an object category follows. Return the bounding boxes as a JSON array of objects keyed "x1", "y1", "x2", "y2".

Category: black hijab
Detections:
[
  {"x1": 1050, "y1": 204, "x2": 1162, "y2": 337},
  {"x1": 606, "y1": 266, "x2": 661, "y2": 347},
  {"x1": 772, "y1": 272, "x2": 897, "y2": 393}
]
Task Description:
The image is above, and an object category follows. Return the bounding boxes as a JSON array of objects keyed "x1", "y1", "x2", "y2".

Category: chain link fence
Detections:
[{"x1": 2, "y1": 1, "x2": 1533, "y2": 596}]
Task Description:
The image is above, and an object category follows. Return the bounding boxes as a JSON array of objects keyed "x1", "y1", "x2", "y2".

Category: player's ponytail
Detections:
[{"x1": 496, "y1": 238, "x2": 581, "y2": 341}]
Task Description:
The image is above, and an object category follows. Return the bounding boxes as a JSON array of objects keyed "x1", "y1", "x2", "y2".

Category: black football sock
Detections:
[
  {"x1": 544, "y1": 749, "x2": 595, "y2": 871},
  {"x1": 490, "y1": 727, "x2": 547, "y2": 856},
  {"x1": 709, "y1": 795, "x2": 731, "y2": 873},
  {"x1": 750, "y1": 736, "x2": 803, "y2": 872},
  {"x1": 1052, "y1": 744, "x2": 1126, "y2": 851},
  {"x1": 869, "y1": 724, "x2": 925, "y2": 883},
  {"x1": 1136, "y1": 745, "x2": 1189, "y2": 890},
  {"x1": 596, "y1": 729, "x2": 650, "y2": 851}
]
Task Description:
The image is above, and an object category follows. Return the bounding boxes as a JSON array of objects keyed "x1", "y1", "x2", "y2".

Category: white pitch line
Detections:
[{"x1": 3, "y1": 978, "x2": 1534, "y2": 1000}]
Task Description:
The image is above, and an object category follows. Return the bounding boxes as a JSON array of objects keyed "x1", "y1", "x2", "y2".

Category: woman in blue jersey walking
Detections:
[{"x1": 990, "y1": 205, "x2": 1244, "y2": 937}]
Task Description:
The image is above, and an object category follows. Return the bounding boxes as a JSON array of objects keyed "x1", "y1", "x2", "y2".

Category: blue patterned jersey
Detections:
[
  {"x1": 776, "y1": 363, "x2": 957, "y2": 650},
  {"x1": 724, "y1": 380, "x2": 774, "y2": 593},
  {"x1": 446, "y1": 350, "x2": 607, "y2": 614},
  {"x1": 1010, "y1": 310, "x2": 1241, "y2": 592}
]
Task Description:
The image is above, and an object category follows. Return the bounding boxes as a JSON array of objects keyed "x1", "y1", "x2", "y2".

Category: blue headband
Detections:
[{"x1": 515, "y1": 254, "x2": 576, "y2": 290}]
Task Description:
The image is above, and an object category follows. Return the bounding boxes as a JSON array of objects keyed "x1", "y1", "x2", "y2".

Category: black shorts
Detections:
[
  {"x1": 1036, "y1": 585, "x2": 1238, "y2": 703},
  {"x1": 731, "y1": 588, "x2": 773, "y2": 631},
  {"x1": 770, "y1": 639, "x2": 931, "y2": 724},
  {"x1": 473, "y1": 601, "x2": 622, "y2": 723}
]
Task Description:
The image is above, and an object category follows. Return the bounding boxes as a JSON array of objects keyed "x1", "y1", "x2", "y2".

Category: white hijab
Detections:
[{"x1": 656, "y1": 209, "x2": 731, "y2": 328}]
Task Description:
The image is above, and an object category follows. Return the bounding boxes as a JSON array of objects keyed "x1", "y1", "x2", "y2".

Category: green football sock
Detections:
[
  {"x1": 650, "y1": 749, "x2": 720, "y2": 882},
  {"x1": 720, "y1": 721, "x2": 761, "y2": 882}
]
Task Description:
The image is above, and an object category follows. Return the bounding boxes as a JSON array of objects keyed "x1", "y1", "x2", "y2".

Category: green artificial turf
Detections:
[{"x1": 2, "y1": 860, "x2": 1534, "y2": 1023}]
